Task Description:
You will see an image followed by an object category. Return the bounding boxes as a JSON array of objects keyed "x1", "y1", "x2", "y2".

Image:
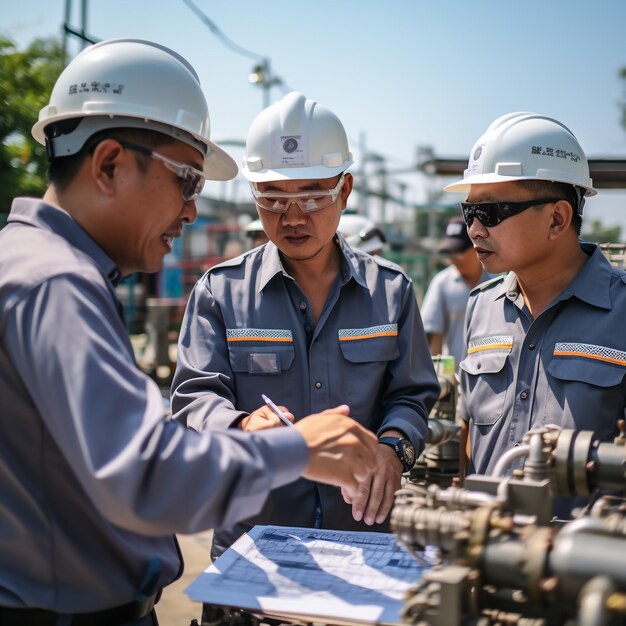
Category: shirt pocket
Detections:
[
  {"x1": 546, "y1": 342, "x2": 626, "y2": 434},
  {"x1": 227, "y1": 328, "x2": 295, "y2": 375},
  {"x1": 459, "y1": 335, "x2": 513, "y2": 426},
  {"x1": 338, "y1": 324, "x2": 400, "y2": 363},
  {"x1": 548, "y1": 342, "x2": 626, "y2": 388}
]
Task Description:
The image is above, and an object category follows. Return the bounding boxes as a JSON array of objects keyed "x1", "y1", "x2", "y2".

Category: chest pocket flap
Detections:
[
  {"x1": 338, "y1": 324, "x2": 399, "y2": 363},
  {"x1": 548, "y1": 342, "x2": 626, "y2": 387},
  {"x1": 459, "y1": 335, "x2": 513, "y2": 375},
  {"x1": 227, "y1": 328, "x2": 295, "y2": 374}
]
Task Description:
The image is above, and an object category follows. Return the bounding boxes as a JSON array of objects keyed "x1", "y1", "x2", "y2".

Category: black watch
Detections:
[{"x1": 378, "y1": 436, "x2": 416, "y2": 472}]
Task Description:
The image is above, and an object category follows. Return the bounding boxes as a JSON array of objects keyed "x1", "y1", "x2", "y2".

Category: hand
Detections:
[
  {"x1": 341, "y1": 443, "x2": 403, "y2": 525},
  {"x1": 240, "y1": 405, "x2": 294, "y2": 432},
  {"x1": 295, "y1": 405, "x2": 378, "y2": 500}
]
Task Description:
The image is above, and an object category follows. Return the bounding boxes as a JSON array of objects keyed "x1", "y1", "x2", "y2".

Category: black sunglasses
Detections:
[{"x1": 460, "y1": 198, "x2": 563, "y2": 228}]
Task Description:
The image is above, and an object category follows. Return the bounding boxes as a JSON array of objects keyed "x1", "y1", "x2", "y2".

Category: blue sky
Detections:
[{"x1": 4, "y1": 0, "x2": 626, "y2": 229}]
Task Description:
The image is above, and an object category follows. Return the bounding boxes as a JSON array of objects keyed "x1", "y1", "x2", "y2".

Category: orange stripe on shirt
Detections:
[
  {"x1": 227, "y1": 336, "x2": 293, "y2": 343},
  {"x1": 553, "y1": 350, "x2": 626, "y2": 367},
  {"x1": 467, "y1": 343, "x2": 513, "y2": 354},
  {"x1": 339, "y1": 331, "x2": 398, "y2": 341}
]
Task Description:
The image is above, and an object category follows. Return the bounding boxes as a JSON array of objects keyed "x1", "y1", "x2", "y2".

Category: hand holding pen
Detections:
[
  {"x1": 261, "y1": 394, "x2": 295, "y2": 427},
  {"x1": 239, "y1": 395, "x2": 295, "y2": 431}
]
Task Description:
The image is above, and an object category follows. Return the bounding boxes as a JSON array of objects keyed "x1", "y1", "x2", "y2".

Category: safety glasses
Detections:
[
  {"x1": 119, "y1": 141, "x2": 206, "y2": 202},
  {"x1": 251, "y1": 174, "x2": 345, "y2": 213},
  {"x1": 461, "y1": 198, "x2": 563, "y2": 228}
]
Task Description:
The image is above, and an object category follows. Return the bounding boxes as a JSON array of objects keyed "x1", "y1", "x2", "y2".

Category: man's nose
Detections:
[
  {"x1": 281, "y1": 200, "x2": 307, "y2": 225},
  {"x1": 467, "y1": 216, "x2": 487, "y2": 238},
  {"x1": 181, "y1": 199, "x2": 197, "y2": 225}
]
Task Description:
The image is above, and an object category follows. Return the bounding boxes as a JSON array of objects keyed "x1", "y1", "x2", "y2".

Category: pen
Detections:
[{"x1": 261, "y1": 394, "x2": 294, "y2": 428}]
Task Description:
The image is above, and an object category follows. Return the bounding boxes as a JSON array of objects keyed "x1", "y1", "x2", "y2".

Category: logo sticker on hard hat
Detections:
[
  {"x1": 274, "y1": 135, "x2": 307, "y2": 167},
  {"x1": 466, "y1": 144, "x2": 485, "y2": 174}
]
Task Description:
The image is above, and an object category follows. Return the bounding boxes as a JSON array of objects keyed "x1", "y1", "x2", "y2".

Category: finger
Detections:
[
  {"x1": 375, "y1": 479, "x2": 397, "y2": 525},
  {"x1": 277, "y1": 406, "x2": 295, "y2": 424},
  {"x1": 321, "y1": 404, "x2": 350, "y2": 416},
  {"x1": 341, "y1": 486, "x2": 353, "y2": 505},
  {"x1": 362, "y1": 471, "x2": 386, "y2": 525},
  {"x1": 350, "y1": 478, "x2": 372, "y2": 522}
]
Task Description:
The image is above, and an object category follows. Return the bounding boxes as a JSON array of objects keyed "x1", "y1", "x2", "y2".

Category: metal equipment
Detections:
[
  {"x1": 411, "y1": 355, "x2": 461, "y2": 487},
  {"x1": 392, "y1": 423, "x2": 626, "y2": 626}
]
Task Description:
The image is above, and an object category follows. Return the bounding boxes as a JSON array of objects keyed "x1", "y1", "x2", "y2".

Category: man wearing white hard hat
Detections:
[
  {"x1": 244, "y1": 217, "x2": 269, "y2": 248},
  {"x1": 446, "y1": 113, "x2": 625, "y2": 515},
  {"x1": 337, "y1": 213, "x2": 387, "y2": 256},
  {"x1": 172, "y1": 92, "x2": 438, "y2": 565},
  {"x1": 0, "y1": 41, "x2": 379, "y2": 625}
]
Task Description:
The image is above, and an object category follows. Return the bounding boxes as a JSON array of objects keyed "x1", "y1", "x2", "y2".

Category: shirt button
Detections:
[
  {"x1": 315, "y1": 381, "x2": 322, "y2": 389},
  {"x1": 529, "y1": 343, "x2": 536, "y2": 350},
  {"x1": 476, "y1": 363, "x2": 481, "y2": 370},
  {"x1": 520, "y1": 391, "x2": 528, "y2": 400},
  {"x1": 299, "y1": 302, "x2": 307, "y2": 310}
]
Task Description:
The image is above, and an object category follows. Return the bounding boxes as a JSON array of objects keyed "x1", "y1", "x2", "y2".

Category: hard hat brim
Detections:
[
  {"x1": 443, "y1": 173, "x2": 597, "y2": 197},
  {"x1": 206, "y1": 143, "x2": 238, "y2": 181},
  {"x1": 242, "y1": 161, "x2": 352, "y2": 183}
]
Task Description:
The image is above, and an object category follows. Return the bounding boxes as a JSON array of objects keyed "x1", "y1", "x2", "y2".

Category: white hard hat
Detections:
[
  {"x1": 443, "y1": 112, "x2": 595, "y2": 197},
  {"x1": 338, "y1": 214, "x2": 386, "y2": 254},
  {"x1": 244, "y1": 218, "x2": 265, "y2": 234},
  {"x1": 242, "y1": 91, "x2": 353, "y2": 182},
  {"x1": 32, "y1": 39, "x2": 238, "y2": 181}
]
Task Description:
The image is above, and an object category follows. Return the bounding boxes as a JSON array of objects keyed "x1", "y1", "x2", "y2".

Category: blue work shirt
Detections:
[
  {"x1": 420, "y1": 264, "x2": 493, "y2": 370},
  {"x1": 459, "y1": 243, "x2": 625, "y2": 479},
  {"x1": 0, "y1": 199, "x2": 309, "y2": 612},
  {"x1": 172, "y1": 237, "x2": 439, "y2": 545}
]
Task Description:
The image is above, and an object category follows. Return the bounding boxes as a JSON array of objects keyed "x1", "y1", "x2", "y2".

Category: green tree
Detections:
[
  {"x1": 0, "y1": 37, "x2": 64, "y2": 222},
  {"x1": 583, "y1": 219, "x2": 622, "y2": 244}
]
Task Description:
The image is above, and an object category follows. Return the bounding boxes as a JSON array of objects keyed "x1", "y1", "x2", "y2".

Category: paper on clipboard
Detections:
[{"x1": 185, "y1": 525, "x2": 432, "y2": 625}]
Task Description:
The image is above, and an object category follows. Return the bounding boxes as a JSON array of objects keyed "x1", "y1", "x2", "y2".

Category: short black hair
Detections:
[
  {"x1": 47, "y1": 126, "x2": 173, "y2": 191},
  {"x1": 516, "y1": 179, "x2": 583, "y2": 236}
]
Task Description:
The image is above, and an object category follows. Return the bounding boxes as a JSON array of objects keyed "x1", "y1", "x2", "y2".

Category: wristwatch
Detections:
[{"x1": 378, "y1": 437, "x2": 416, "y2": 472}]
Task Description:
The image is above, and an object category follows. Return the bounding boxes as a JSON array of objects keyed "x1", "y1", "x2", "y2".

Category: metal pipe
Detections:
[{"x1": 491, "y1": 444, "x2": 531, "y2": 477}]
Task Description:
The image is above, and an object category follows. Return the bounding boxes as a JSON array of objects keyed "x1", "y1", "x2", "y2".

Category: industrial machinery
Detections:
[
  {"x1": 392, "y1": 423, "x2": 626, "y2": 626},
  {"x1": 411, "y1": 355, "x2": 461, "y2": 487}
]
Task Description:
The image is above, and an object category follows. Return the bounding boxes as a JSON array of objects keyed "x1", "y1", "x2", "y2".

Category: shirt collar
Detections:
[
  {"x1": 492, "y1": 243, "x2": 613, "y2": 310},
  {"x1": 10, "y1": 198, "x2": 121, "y2": 286},
  {"x1": 557, "y1": 242, "x2": 613, "y2": 310},
  {"x1": 257, "y1": 235, "x2": 368, "y2": 292}
]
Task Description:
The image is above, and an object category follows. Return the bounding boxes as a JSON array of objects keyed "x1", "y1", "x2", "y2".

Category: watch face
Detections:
[{"x1": 401, "y1": 440, "x2": 415, "y2": 467}]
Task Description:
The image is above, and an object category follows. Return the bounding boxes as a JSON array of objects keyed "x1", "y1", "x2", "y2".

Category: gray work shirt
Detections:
[
  {"x1": 0, "y1": 198, "x2": 308, "y2": 612},
  {"x1": 420, "y1": 265, "x2": 493, "y2": 370},
  {"x1": 459, "y1": 243, "x2": 625, "y2": 478},
  {"x1": 172, "y1": 238, "x2": 439, "y2": 541}
]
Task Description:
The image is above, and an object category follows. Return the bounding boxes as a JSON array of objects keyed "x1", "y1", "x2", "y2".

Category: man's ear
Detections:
[
  {"x1": 341, "y1": 172, "x2": 354, "y2": 208},
  {"x1": 549, "y1": 199, "x2": 573, "y2": 240},
  {"x1": 90, "y1": 139, "x2": 125, "y2": 196}
]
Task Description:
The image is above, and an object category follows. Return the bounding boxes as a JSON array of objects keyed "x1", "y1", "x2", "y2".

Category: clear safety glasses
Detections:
[
  {"x1": 461, "y1": 197, "x2": 563, "y2": 228},
  {"x1": 251, "y1": 174, "x2": 345, "y2": 213},
  {"x1": 119, "y1": 141, "x2": 206, "y2": 202}
]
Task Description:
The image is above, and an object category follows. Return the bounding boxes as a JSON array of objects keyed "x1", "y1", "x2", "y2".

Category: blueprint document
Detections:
[{"x1": 185, "y1": 525, "x2": 431, "y2": 625}]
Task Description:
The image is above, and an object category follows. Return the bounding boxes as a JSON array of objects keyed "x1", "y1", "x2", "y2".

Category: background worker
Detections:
[
  {"x1": 172, "y1": 91, "x2": 439, "y2": 559},
  {"x1": 337, "y1": 212, "x2": 387, "y2": 256},
  {"x1": 0, "y1": 40, "x2": 378, "y2": 625},
  {"x1": 420, "y1": 215, "x2": 492, "y2": 369},
  {"x1": 444, "y1": 112, "x2": 626, "y2": 515},
  {"x1": 244, "y1": 217, "x2": 270, "y2": 248}
]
